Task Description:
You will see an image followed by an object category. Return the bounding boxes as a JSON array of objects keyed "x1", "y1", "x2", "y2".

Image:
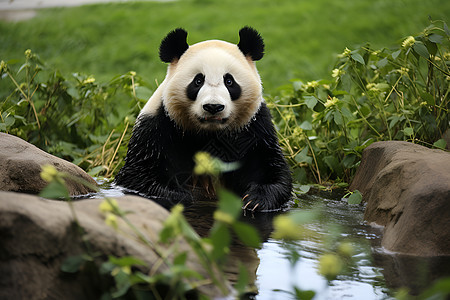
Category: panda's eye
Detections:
[
  {"x1": 224, "y1": 74, "x2": 234, "y2": 87},
  {"x1": 194, "y1": 73, "x2": 205, "y2": 87},
  {"x1": 224, "y1": 73, "x2": 241, "y2": 101},
  {"x1": 187, "y1": 73, "x2": 205, "y2": 100}
]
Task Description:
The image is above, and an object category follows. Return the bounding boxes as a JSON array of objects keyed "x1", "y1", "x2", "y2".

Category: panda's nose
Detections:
[{"x1": 203, "y1": 104, "x2": 225, "y2": 114}]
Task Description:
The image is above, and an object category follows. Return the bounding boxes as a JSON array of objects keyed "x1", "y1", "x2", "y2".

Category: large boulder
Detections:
[
  {"x1": 0, "y1": 133, "x2": 96, "y2": 195},
  {"x1": 0, "y1": 191, "x2": 231, "y2": 299},
  {"x1": 350, "y1": 141, "x2": 450, "y2": 256}
]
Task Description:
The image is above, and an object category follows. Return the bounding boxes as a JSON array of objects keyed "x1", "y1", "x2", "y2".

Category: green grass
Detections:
[{"x1": 1, "y1": 0, "x2": 449, "y2": 93}]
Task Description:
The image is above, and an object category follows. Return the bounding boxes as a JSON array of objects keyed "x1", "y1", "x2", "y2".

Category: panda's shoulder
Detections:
[
  {"x1": 132, "y1": 105, "x2": 175, "y2": 142},
  {"x1": 249, "y1": 103, "x2": 275, "y2": 132}
]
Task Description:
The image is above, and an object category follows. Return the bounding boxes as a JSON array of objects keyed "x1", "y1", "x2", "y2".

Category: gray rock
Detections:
[
  {"x1": 350, "y1": 141, "x2": 450, "y2": 256},
  {"x1": 0, "y1": 191, "x2": 231, "y2": 299},
  {"x1": 0, "y1": 133, "x2": 97, "y2": 196}
]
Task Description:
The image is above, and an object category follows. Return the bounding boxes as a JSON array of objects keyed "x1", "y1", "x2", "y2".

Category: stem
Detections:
[{"x1": 304, "y1": 133, "x2": 322, "y2": 184}]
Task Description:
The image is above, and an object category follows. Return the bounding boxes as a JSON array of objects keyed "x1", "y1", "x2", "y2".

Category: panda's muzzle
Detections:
[
  {"x1": 203, "y1": 104, "x2": 224, "y2": 114},
  {"x1": 199, "y1": 104, "x2": 228, "y2": 124}
]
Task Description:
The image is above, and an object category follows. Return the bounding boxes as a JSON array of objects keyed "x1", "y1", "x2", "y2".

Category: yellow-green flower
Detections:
[
  {"x1": 82, "y1": 76, "x2": 96, "y2": 84},
  {"x1": 443, "y1": 52, "x2": 450, "y2": 61},
  {"x1": 398, "y1": 67, "x2": 409, "y2": 75},
  {"x1": 40, "y1": 164, "x2": 59, "y2": 182},
  {"x1": 305, "y1": 81, "x2": 319, "y2": 89},
  {"x1": 324, "y1": 97, "x2": 339, "y2": 108},
  {"x1": 318, "y1": 253, "x2": 343, "y2": 280},
  {"x1": 105, "y1": 213, "x2": 119, "y2": 230},
  {"x1": 129, "y1": 71, "x2": 136, "y2": 77},
  {"x1": 402, "y1": 36, "x2": 416, "y2": 49},
  {"x1": 99, "y1": 198, "x2": 119, "y2": 214},
  {"x1": 331, "y1": 68, "x2": 343, "y2": 78},
  {"x1": 337, "y1": 242, "x2": 354, "y2": 258},
  {"x1": 214, "y1": 211, "x2": 234, "y2": 224},
  {"x1": 193, "y1": 152, "x2": 220, "y2": 176},
  {"x1": 292, "y1": 127, "x2": 303, "y2": 139},
  {"x1": 366, "y1": 83, "x2": 378, "y2": 92},
  {"x1": 0, "y1": 60, "x2": 6, "y2": 73},
  {"x1": 338, "y1": 47, "x2": 352, "y2": 58},
  {"x1": 273, "y1": 215, "x2": 300, "y2": 239},
  {"x1": 25, "y1": 49, "x2": 32, "y2": 59}
]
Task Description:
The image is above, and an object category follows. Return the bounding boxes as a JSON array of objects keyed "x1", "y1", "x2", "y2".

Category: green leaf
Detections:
[
  {"x1": 294, "y1": 287, "x2": 316, "y2": 300},
  {"x1": 61, "y1": 255, "x2": 86, "y2": 273},
  {"x1": 4, "y1": 115, "x2": 15, "y2": 127},
  {"x1": 333, "y1": 111, "x2": 343, "y2": 126},
  {"x1": 304, "y1": 96, "x2": 317, "y2": 109},
  {"x1": 323, "y1": 155, "x2": 343, "y2": 175},
  {"x1": 392, "y1": 49, "x2": 401, "y2": 60},
  {"x1": 108, "y1": 255, "x2": 146, "y2": 267},
  {"x1": 428, "y1": 33, "x2": 443, "y2": 44},
  {"x1": 135, "y1": 86, "x2": 153, "y2": 100},
  {"x1": 234, "y1": 264, "x2": 249, "y2": 294},
  {"x1": 433, "y1": 139, "x2": 447, "y2": 150},
  {"x1": 292, "y1": 80, "x2": 304, "y2": 92},
  {"x1": 342, "y1": 154, "x2": 356, "y2": 168},
  {"x1": 296, "y1": 184, "x2": 311, "y2": 194},
  {"x1": 444, "y1": 22, "x2": 450, "y2": 36},
  {"x1": 425, "y1": 40, "x2": 437, "y2": 56},
  {"x1": 420, "y1": 91, "x2": 435, "y2": 105},
  {"x1": 232, "y1": 221, "x2": 261, "y2": 248},
  {"x1": 294, "y1": 147, "x2": 312, "y2": 165},
  {"x1": 347, "y1": 190, "x2": 362, "y2": 204},
  {"x1": 376, "y1": 57, "x2": 388, "y2": 68},
  {"x1": 87, "y1": 165, "x2": 105, "y2": 176},
  {"x1": 217, "y1": 188, "x2": 242, "y2": 219},
  {"x1": 292, "y1": 167, "x2": 307, "y2": 183},
  {"x1": 340, "y1": 73, "x2": 352, "y2": 93},
  {"x1": 210, "y1": 223, "x2": 231, "y2": 260},
  {"x1": 413, "y1": 42, "x2": 429, "y2": 58},
  {"x1": 112, "y1": 270, "x2": 131, "y2": 298},
  {"x1": 173, "y1": 252, "x2": 188, "y2": 266},
  {"x1": 351, "y1": 53, "x2": 365, "y2": 65},
  {"x1": 299, "y1": 120, "x2": 313, "y2": 131},
  {"x1": 403, "y1": 127, "x2": 414, "y2": 137},
  {"x1": 39, "y1": 180, "x2": 70, "y2": 200}
]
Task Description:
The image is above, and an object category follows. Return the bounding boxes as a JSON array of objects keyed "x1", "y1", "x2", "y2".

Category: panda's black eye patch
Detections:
[
  {"x1": 187, "y1": 73, "x2": 205, "y2": 100},
  {"x1": 224, "y1": 73, "x2": 241, "y2": 100}
]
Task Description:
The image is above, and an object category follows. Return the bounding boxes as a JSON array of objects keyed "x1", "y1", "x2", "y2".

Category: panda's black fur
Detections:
[{"x1": 115, "y1": 27, "x2": 292, "y2": 212}]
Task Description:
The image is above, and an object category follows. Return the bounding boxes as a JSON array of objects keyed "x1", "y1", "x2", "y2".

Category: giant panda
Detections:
[{"x1": 115, "y1": 27, "x2": 292, "y2": 212}]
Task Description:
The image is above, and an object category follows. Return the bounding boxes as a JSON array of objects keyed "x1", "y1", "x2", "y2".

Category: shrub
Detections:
[
  {"x1": 269, "y1": 20, "x2": 449, "y2": 184},
  {"x1": 1, "y1": 51, "x2": 152, "y2": 177}
]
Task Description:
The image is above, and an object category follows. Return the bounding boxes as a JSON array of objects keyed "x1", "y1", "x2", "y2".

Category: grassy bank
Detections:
[{"x1": 1, "y1": 0, "x2": 449, "y2": 93}]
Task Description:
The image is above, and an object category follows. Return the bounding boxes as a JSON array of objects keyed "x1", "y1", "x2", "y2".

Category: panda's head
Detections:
[{"x1": 157, "y1": 27, "x2": 265, "y2": 132}]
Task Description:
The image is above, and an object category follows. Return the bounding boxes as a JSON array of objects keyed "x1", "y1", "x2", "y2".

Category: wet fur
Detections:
[{"x1": 115, "y1": 103, "x2": 292, "y2": 211}]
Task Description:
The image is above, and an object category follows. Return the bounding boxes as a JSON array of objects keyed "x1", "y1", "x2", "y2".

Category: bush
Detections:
[
  {"x1": 269, "y1": 20, "x2": 449, "y2": 184},
  {"x1": 1, "y1": 51, "x2": 153, "y2": 177}
]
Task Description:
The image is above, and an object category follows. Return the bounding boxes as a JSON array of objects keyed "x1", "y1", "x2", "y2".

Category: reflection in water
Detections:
[
  {"x1": 97, "y1": 183, "x2": 450, "y2": 299},
  {"x1": 183, "y1": 197, "x2": 280, "y2": 296}
]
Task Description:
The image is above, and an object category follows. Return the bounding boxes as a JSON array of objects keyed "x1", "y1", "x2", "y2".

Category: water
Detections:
[
  {"x1": 254, "y1": 192, "x2": 390, "y2": 299},
  {"x1": 97, "y1": 182, "x2": 450, "y2": 299}
]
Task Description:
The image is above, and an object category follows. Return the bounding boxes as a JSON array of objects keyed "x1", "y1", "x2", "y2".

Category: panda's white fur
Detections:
[{"x1": 141, "y1": 40, "x2": 263, "y2": 132}]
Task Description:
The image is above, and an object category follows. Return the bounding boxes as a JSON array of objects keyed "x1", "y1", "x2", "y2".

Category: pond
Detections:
[
  {"x1": 254, "y1": 191, "x2": 389, "y2": 299},
  {"x1": 97, "y1": 182, "x2": 450, "y2": 299}
]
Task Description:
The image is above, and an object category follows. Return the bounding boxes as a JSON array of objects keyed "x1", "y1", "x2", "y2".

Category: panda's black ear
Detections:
[
  {"x1": 237, "y1": 26, "x2": 265, "y2": 61},
  {"x1": 159, "y1": 28, "x2": 189, "y2": 63}
]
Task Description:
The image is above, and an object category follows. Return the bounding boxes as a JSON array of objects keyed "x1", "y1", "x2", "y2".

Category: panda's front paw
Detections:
[
  {"x1": 242, "y1": 185, "x2": 277, "y2": 212},
  {"x1": 242, "y1": 183, "x2": 291, "y2": 212}
]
